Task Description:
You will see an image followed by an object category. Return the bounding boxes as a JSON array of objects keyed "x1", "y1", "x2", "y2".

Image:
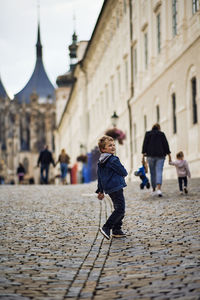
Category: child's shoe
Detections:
[
  {"x1": 112, "y1": 229, "x2": 126, "y2": 238},
  {"x1": 100, "y1": 226, "x2": 110, "y2": 240},
  {"x1": 184, "y1": 187, "x2": 188, "y2": 194},
  {"x1": 179, "y1": 191, "x2": 184, "y2": 195}
]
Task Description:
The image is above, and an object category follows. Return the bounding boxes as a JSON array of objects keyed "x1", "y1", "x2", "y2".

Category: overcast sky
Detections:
[{"x1": 0, "y1": 0, "x2": 104, "y2": 98}]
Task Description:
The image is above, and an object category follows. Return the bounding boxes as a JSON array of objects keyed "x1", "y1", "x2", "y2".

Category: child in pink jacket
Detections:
[{"x1": 169, "y1": 151, "x2": 191, "y2": 195}]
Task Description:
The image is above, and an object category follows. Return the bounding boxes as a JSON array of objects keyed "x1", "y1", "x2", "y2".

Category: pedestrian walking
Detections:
[
  {"x1": 56, "y1": 149, "x2": 70, "y2": 184},
  {"x1": 169, "y1": 151, "x2": 191, "y2": 195},
  {"x1": 37, "y1": 145, "x2": 55, "y2": 184},
  {"x1": 17, "y1": 163, "x2": 25, "y2": 184},
  {"x1": 96, "y1": 135, "x2": 128, "y2": 240},
  {"x1": 142, "y1": 123, "x2": 171, "y2": 197}
]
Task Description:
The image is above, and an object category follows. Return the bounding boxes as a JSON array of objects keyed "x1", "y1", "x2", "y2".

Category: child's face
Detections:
[{"x1": 102, "y1": 140, "x2": 116, "y2": 154}]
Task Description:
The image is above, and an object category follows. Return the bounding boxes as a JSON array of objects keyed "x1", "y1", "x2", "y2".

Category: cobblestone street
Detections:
[{"x1": 0, "y1": 178, "x2": 200, "y2": 300}]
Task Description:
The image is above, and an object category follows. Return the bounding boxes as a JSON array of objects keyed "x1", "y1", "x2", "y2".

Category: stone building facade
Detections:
[
  {"x1": 56, "y1": 0, "x2": 200, "y2": 180},
  {"x1": 0, "y1": 24, "x2": 55, "y2": 183}
]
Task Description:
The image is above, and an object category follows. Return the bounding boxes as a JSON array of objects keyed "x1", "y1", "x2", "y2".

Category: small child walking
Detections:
[
  {"x1": 169, "y1": 151, "x2": 191, "y2": 195},
  {"x1": 96, "y1": 135, "x2": 128, "y2": 239}
]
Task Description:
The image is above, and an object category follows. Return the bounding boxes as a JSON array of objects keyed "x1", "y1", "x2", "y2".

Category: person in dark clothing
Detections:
[
  {"x1": 17, "y1": 163, "x2": 25, "y2": 184},
  {"x1": 37, "y1": 145, "x2": 55, "y2": 184},
  {"x1": 96, "y1": 135, "x2": 128, "y2": 240},
  {"x1": 142, "y1": 123, "x2": 171, "y2": 197}
]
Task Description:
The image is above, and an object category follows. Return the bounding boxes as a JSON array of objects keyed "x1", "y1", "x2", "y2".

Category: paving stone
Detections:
[{"x1": 0, "y1": 179, "x2": 199, "y2": 299}]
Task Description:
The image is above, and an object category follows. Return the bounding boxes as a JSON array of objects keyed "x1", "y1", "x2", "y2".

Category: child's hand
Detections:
[{"x1": 97, "y1": 192, "x2": 104, "y2": 200}]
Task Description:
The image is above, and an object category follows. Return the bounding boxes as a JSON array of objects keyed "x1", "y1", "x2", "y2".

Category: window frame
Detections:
[
  {"x1": 156, "y1": 13, "x2": 161, "y2": 54},
  {"x1": 172, "y1": 0, "x2": 178, "y2": 37},
  {"x1": 172, "y1": 93, "x2": 177, "y2": 134},
  {"x1": 144, "y1": 32, "x2": 148, "y2": 69},
  {"x1": 192, "y1": 0, "x2": 200, "y2": 14},
  {"x1": 191, "y1": 77, "x2": 198, "y2": 124},
  {"x1": 156, "y1": 105, "x2": 160, "y2": 123}
]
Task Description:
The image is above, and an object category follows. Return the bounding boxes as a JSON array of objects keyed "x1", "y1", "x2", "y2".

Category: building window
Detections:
[
  {"x1": 191, "y1": 77, "x2": 198, "y2": 124},
  {"x1": 144, "y1": 32, "x2": 148, "y2": 69},
  {"x1": 117, "y1": 68, "x2": 121, "y2": 93},
  {"x1": 125, "y1": 59, "x2": 129, "y2": 88},
  {"x1": 116, "y1": 9, "x2": 120, "y2": 27},
  {"x1": 144, "y1": 115, "x2": 147, "y2": 132},
  {"x1": 172, "y1": 93, "x2": 177, "y2": 134},
  {"x1": 111, "y1": 76, "x2": 115, "y2": 102},
  {"x1": 133, "y1": 47, "x2": 137, "y2": 81},
  {"x1": 23, "y1": 157, "x2": 29, "y2": 174},
  {"x1": 192, "y1": 0, "x2": 200, "y2": 14},
  {"x1": 172, "y1": 0, "x2": 177, "y2": 36},
  {"x1": 157, "y1": 13, "x2": 161, "y2": 54},
  {"x1": 156, "y1": 105, "x2": 160, "y2": 123},
  {"x1": 105, "y1": 84, "x2": 109, "y2": 104},
  {"x1": 124, "y1": 0, "x2": 127, "y2": 13}
]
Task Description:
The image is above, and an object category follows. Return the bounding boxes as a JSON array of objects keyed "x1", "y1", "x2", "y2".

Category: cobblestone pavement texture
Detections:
[{"x1": 0, "y1": 179, "x2": 200, "y2": 300}]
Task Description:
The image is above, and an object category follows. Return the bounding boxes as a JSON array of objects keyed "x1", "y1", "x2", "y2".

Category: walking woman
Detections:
[
  {"x1": 142, "y1": 123, "x2": 171, "y2": 197},
  {"x1": 56, "y1": 149, "x2": 70, "y2": 184}
]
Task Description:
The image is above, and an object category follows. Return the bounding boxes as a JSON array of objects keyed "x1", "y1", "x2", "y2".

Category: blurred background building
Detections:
[
  {"x1": 0, "y1": 24, "x2": 55, "y2": 183},
  {"x1": 55, "y1": 0, "x2": 200, "y2": 181}
]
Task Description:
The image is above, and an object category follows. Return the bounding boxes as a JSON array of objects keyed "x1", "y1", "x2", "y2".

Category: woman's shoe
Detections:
[{"x1": 157, "y1": 190, "x2": 162, "y2": 197}]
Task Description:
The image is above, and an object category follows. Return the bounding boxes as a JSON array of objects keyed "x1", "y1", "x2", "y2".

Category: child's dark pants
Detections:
[
  {"x1": 178, "y1": 176, "x2": 187, "y2": 191},
  {"x1": 104, "y1": 189, "x2": 125, "y2": 231}
]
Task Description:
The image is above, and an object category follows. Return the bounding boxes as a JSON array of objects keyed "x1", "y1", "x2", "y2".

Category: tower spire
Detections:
[
  {"x1": 36, "y1": 0, "x2": 42, "y2": 58},
  {"x1": 73, "y1": 11, "x2": 76, "y2": 33},
  {"x1": 68, "y1": 12, "x2": 78, "y2": 71}
]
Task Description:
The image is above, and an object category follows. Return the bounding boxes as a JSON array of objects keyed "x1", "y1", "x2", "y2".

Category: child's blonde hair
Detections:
[
  {"x1": 176, "y1": 151, "x2": 184, "y2": 159},
  {"x1": 98, "y1": 135, "x2": 114, "y2": 152}
]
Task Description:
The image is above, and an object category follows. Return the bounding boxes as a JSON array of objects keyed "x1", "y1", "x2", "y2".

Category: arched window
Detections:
[
  {"x1": 144, "y1": 115, "x2": 147, "y2": 132},
  {"x1": 20, "y1": 113, "x2": 30, "y2": 151},
  {"x1": 172, "y1": 0, "x2": 177, "y2": 36},
  {"x1": 191, "y1": 77, "x2": 198, "y2": 124},
  {"x1": 172, "y1": 93, "x2": 177, "y2": 134},
  {"x1": 156, "y1": 105, "x2": 160, "y2": 123},
  {"x1": 192, "y1": 0, "x2": 200, "y2": 14},
  {"x1": 144, "y1": 32, "x2": 148, "y2": 69},
  {"x1": 156, "y1": 13, "x2": 161, "y2": 54},
  {"x1": 23, "y1": 157, "x2": 29, "y2": 174}
]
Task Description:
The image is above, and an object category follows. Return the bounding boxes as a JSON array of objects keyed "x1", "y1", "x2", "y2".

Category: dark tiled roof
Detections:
[
  {"x1": 14, "y1": 24, "x2": 55, "y2": 104},
  {"x1": 0, "y1": 77, "x2": 8, "y2": 99},
  {"x1": 15, "y1": 57, "x2": 55, "y2": 104}
]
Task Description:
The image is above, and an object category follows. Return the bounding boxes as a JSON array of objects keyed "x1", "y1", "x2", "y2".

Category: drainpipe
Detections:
[{"x1": 127, "y1": 0, "x2": 134, "y2": 180}]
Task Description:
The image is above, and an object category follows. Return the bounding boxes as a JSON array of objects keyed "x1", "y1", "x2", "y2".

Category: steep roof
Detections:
[
  {"x1": 0, "y1": 76, "x2": 8, "y2": 99},
  {"x1": 14, "y1": 24, "x2": 54, "y2": 104}
]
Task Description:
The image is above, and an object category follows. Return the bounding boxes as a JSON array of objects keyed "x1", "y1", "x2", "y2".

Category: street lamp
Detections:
[
  {"x1": 111, "y1": 111, "x2": 119, "y2": 127},
  {"x1": 80, "y1": 144, "x2": 86, "y2": 154}
]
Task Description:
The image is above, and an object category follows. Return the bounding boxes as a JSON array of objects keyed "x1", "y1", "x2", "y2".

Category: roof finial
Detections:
[
  {"x1": 37, "y1": 0, "x2": 40, "y2": 24},
  {"x1": 73, "y1": 10, "x2": 76, "y2": 33},
  {"x1": 36, "y1": 0, "x2": 42, "y2": 58}
]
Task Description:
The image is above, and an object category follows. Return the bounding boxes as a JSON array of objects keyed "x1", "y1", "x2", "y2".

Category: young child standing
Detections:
[
  {"x1": 96, "y1": 135, "x2": 128, "y2": 240},
  {"x1": 169, "y1": 151, "x2": 191, "y2": 195}
]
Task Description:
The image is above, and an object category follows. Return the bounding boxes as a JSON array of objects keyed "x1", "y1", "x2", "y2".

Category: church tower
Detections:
[
  {"x1": 55, "y1": 31, "x2": 78, "y2": 126},
  {"x1": 0, "y1": 23, "x2": 56, "y2": 184}
]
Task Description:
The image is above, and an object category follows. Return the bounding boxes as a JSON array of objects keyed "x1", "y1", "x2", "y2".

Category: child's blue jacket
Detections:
[{"x1": 96, "y1": 154, "x2": 128, "y2": 194}]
